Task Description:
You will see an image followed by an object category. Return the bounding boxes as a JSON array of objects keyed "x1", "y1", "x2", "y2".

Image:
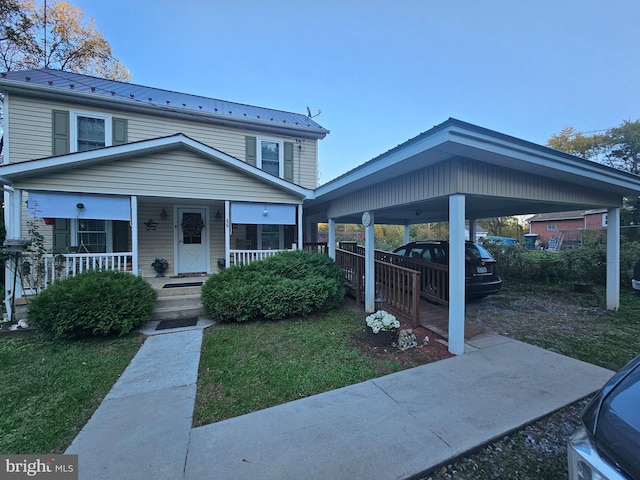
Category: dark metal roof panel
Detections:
[{"x1": 0, "y1": 68, "x2": 328, "y2": 134}]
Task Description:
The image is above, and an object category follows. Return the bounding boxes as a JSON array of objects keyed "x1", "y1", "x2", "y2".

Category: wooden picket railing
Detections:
[
  {"x1": 335, "y1": 247, "x2": 421, "y2": 326},
  {"x1": 337, "y1": 242, "x2": 450, "y2": 306}
]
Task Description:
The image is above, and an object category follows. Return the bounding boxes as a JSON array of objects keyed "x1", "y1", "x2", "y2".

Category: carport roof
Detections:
[{"x1": 307, "y1": 118, "x2": 640, "y2": 224}]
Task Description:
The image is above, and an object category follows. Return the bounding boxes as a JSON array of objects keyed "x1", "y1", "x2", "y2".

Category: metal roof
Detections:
[{"x1": 0, "y1": 68, "x2": 329, "y2": 138}]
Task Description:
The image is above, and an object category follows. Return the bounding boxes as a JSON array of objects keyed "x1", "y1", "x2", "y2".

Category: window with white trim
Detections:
[
  {"x1": 547, "y1": 224, "x2": 557, "y2": 231},
  {"x1": 602, "y1": 213, "x2": 608, "y2": 227},
  {"x1": 71, "y1": 111, "x2": 112, "y2": 152},
  {"x1": 72, "y1": 219, "x2": 113, "y2": 253},
  {"x1": 259, "y1": 225, "x2": 283, "y2": 250},
  {"x1": 258, "y1": 138, "x2": 283, "y2": 177}
]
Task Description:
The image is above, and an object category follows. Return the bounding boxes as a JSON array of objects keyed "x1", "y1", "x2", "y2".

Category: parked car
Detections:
[
  {"x1": 632, "y1": 260, "x2": 640, "y2": 296},
  {"x1": 391, "y1": 241, "x2": 502, "y2": 298},
  {"x1": 485, "y1": 235, "x2": 519, "y2": 245},
  {"x1": 568, "y1": 354, "x2": 640, "y2": 480}
]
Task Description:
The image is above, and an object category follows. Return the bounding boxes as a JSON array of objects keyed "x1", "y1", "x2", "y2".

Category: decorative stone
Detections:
[{"x1": 396, "y1": 329, "x2": 418, "y2": 351}]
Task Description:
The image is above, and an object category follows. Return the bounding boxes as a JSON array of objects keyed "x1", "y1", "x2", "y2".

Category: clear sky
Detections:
[{"x1": 67, "y1": 0, "x2": 639, "y2": 184}]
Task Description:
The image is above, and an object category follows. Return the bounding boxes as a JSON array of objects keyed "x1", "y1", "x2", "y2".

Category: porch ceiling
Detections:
[{"x1": 305, "y1": 118, "x2": 640, "y2": 225}]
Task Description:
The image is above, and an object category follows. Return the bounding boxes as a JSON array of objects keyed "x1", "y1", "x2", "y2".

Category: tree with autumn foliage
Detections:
[
  {"x1": 548, "y1": 120, "x2": 640, "y2": 175},
  {"x1": 0, "y1": 0, "x2": 130, "y2": 81}
]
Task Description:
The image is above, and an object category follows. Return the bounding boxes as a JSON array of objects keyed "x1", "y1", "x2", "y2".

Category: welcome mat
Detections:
[
  {"x1": 156, "y1": 317, "x2": 199, "y2": 330},
  {"x1": 162, "y1": 282, "x2": 203, "y2": 289}
]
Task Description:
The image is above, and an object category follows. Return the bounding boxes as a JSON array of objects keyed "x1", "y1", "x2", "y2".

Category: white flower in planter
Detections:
[{"x1": 365, "y1": 310, "x2": 400, "y2": 334}]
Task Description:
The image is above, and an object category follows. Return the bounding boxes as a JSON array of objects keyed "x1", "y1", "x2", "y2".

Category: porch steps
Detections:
[{"x1": 152, "y1": 288, "x2": 205, "y2": 321}]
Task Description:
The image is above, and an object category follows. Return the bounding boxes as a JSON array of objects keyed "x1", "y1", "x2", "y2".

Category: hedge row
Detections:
[
  {"x1": 201, "y1": 250, "x2": 346, "y2": 322},
  {"x1": 485, "y1": 241, "x2": 640, "y2": 286}
]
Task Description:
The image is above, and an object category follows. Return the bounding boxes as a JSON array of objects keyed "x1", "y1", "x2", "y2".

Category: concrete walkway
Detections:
[{"x1": 66, "y1": 327, "x2": 613, "y2": 480}]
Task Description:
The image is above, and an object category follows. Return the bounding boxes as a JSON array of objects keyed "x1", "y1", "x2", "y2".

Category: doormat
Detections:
[
  {"x1": 162, "y1": 282, "x2": 203, "y2": 288},
  {"x1": 156, "y1": 317, "x2": 199, "y2": 330}
]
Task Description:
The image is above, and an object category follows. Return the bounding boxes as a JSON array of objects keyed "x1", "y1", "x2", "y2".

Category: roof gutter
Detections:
[{"x1": 0, "y1": 79, "x2": 330, "y2": 140}]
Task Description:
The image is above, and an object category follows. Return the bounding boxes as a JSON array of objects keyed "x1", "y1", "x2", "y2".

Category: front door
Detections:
[{"x1": 176, "y1": 207, "x2": 209, "y2": 274}]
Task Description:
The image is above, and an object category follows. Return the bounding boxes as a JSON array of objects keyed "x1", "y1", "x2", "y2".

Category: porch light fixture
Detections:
[
  {"x1": 263, "y1": 204, "x2": 268, "y2": 216},
  {"x1": 214, "y1": 210, "x2": 222, "y2": 222},
  {"x1": 76, "y1": 203, "x2": 84, "y2": 210},
  {"x1": 160, "y1": 208, "x2": 168, "y2": 221}
]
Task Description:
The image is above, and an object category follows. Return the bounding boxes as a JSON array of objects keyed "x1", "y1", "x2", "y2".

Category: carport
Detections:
[{"x1": 305, "y1": 118, "x2": 640, "y2": 355}]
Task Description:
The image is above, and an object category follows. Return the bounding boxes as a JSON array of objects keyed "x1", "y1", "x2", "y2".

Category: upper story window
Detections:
[
  {"x1": 71, "y1": 111, "x2": 112, "y2": 152},
  {"x1": 547, "y1": 224, "x2": 557, "y2": 231},
  {"x1": 245, "y1": 136, "x2": 294, "y2": 182},
  {"x1": 258, "y1": 138, "x2": 283, "y2": 177}
]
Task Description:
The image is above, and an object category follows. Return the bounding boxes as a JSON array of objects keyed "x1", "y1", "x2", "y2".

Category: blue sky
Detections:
[{"x1": 69, "y1": 0, "x2": 639, "y2": 184}]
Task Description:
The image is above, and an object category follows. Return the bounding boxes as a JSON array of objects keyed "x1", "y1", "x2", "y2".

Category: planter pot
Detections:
[{"x1": 366, "y1": 325, "x2": 396, "y2": 347}]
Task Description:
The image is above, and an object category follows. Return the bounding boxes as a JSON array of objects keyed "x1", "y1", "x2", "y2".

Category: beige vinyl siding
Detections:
[
  {"x1": 326, "y1": 158, "x2": 621, "y2": 219},
  {"x1": 13, "y1": 149, "x2": 302, "y2": 204},
  {"x1": 6, "y1": 95, "x2": 319, "y2": 188}
]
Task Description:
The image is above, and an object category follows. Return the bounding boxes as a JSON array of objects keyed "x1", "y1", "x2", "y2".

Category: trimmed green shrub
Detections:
[
  {"x1": 485, "y1": 241, "x2": 640, "y2": 286},
  {"x1": 201, "y1": 250, "x2": 346, "y2": 322},
  {"x1": 28, "y1": 270, "x2": 157, "y2": 338}
]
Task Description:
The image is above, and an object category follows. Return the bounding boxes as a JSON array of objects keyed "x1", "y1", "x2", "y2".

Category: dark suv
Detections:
[
  {"x1": 391, "y1": 241, "x2": 502, "y2": 298},
  {"x1": 568, "y1": 354, "x2": 640, "y2": 480}
]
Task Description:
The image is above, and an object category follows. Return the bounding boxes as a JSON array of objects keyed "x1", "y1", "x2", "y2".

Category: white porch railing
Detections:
[
  {"x1": 230, "y1": 249, "x2": 284, "y2": 265},
  {"x1": 21, "y1": 252, "x2": 134, "y2": 290}
]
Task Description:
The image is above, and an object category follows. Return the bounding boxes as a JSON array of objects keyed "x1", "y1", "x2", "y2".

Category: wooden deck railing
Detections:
[
  {"x1": 335, "y1": 248, "x2": 421, "y2": 326},
  {"x1": 336, "y1": 243, "x2": 450, "y2": 306}
]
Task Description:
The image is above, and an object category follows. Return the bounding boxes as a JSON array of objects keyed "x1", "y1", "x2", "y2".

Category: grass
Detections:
[
  {"x1": 467, "y1": 280, "x2": 640, "y2": 371},
  {"x1": 194, "y1": 307, "x2": 408, "y2": 426},
  {"x1": 0, "y1": 332, "x2": 144, "y2": 454}
]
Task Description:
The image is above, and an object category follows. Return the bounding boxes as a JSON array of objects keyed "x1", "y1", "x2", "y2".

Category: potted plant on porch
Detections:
[
  {"x1": 365, "y1": 310, "x2": 400, "y2": 347},
  {"x1": 151, "y1": 258, "x2": 169, "y2": 278}
]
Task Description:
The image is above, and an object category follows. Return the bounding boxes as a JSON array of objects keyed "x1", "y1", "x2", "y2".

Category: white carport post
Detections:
[
  {"x1": 297, "y1": 204, "x2": 303, "y2": 249},
  {"x1": 606, "y1": 207, "x2": 620, "y2": 310},
  {"x1": 130, "y1": 196, "x2": 139, "y2": 275},
  {"x1": 328, "y1": 218, "x2": 336, "y2": 259},
  {"x1": 364, "y1": 212, "x2": 375, "y2": 313},
  {"x1": 403, "y1": 224, "x2": 410, "y2": 244},
  {"x1": 449, "y1": 194, "x2": 466, "y2": 355},
  {"x1": 224, "y1": 200, "x2": 231, "y2": 267}
]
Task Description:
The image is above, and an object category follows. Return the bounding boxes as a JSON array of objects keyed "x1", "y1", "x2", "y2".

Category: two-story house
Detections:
[{"x1": 0, "y1": 69, "x2": 329, "y2": 302}]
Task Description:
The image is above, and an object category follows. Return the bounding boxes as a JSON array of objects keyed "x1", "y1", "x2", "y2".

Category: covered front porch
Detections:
[{"x1": 1, "y1": 135, "x2": 313, "y2": 319}]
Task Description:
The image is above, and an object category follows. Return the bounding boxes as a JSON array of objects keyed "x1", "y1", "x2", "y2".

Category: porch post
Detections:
[
  {"x1": 328, "y1": 218, "x2": 336, "y2": 259},
  {"x1": 606, "y1": 207, "x2": 620, "y2": 310},
  {"x1": 364, "y1": 211, "x2": 375, "y2": 313},
  {"x1": 448, "y1": 194, "x2": 466, "y2": 355},
  {"x1": 297, "y1": 204, "x2": 303, "y2": 250},
  {"x1": 224, "y1": 200, "x2": 230, "y2": 267},
  {"x1": 130, "y1": 196, "x2": 139, "y2": 275},
  {"x1": 4, "y1": 188, "x2": 22, "y2": 317},
  {"x1": 403, "y1": 224, "x2": 410, "y2": 244}
]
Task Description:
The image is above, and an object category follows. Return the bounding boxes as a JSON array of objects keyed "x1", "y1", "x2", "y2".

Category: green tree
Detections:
[
  {"x1": 0, "y1": 0, "x2": 131, "y2": 81},
  {"x1": 547, "y1": 120, "x2": 640, "y2": 175}
]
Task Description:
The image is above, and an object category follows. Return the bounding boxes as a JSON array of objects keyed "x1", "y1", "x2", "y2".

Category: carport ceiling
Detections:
[{"x1": 306, "y1": 118, "x2": 640, "y2": 225}]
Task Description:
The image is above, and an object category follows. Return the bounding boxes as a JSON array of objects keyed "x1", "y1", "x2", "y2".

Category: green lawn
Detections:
[
  {"x1": 0, "y1": 332, "x2": 143, "y2": 454},
  {"x1": 194, "y1": 307, "x2": 406, "y2": 426}
]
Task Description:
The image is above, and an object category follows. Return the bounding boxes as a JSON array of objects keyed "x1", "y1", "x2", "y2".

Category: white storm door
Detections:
[{"x1": 176, "y1": 207, "x2": 209, "y2": 274}]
